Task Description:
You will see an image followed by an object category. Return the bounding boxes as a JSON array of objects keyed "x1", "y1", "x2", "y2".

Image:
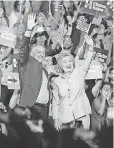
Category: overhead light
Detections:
[
  {"x1": 107, "y1": 2, "x2": 110, "y2": 6},
  {"x1": 85, "y1": 4, "x2": 88, "y2": 8},
  {"x1": 86, "y1": 0, "x2": 89, "y2": 4}
]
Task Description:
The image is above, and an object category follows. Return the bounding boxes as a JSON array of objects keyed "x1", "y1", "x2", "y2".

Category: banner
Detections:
[
  {"x1": 92, "y1": 13, "x2": 102, "y2": 26},
  {"x1": 0, "y1": 26, "x2": 17, "y2": 48},
  {"x1": 2, "y1": 72, "x2": 20, "y2": 90},
  {"x1": 79, "y1": 1, "x2": 113, "y2": 18},
  {"x1": 76, "y1": 60, "x2": 103, "y2": 79}
]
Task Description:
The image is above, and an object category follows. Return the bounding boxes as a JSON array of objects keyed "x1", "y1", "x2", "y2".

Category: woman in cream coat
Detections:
[{"x1": 51, "y1": 34, "x2": 95, "y2": 130}]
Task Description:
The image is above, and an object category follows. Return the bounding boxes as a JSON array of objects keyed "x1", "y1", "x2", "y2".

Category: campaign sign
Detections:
[
  {"x1": 3, "y1": 72, "x2": 20, "y2": 90},
  {"x1": 79, "y1": 1, "x2": 112, "y2": 18},
  {"x1": 0, "y1": 26, "x2": 17, "y2": 48},
  {"x1": 76, "y1": 12, "x2": 94, "y2": 33},
  {"x1": 94, "y1": 47, "x2": 109, "y2": 63},
  {"x1": 76, "y1": 60, "x2": 103, "y2": 79}
]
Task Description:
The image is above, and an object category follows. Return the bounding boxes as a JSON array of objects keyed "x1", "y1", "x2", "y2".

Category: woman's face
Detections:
[
  {"x1": 63, "y1": 36, "x2": 72, "y2": 50},
  {"x1": 37, "y1": 13, "x2": 46, "y2": 25},
  {"x1": 101, "y1": 84, "x2": 112, "y2": 100},
  {"x1": 109, "y1": 69, "x2": 114, "y2": 82},
  {"x1": 61, "y1": 56, "x2": 74, "y2": 73},
  {"x1": 16, "y1": 1, "x2": 26, "y2": 12}
]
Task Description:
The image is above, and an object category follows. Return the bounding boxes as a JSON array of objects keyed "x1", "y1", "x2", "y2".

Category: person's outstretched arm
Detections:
[
  {"x1": 75, "y1": 35, "x2": 95, "y2": 78},
  {"x1": 18, "y1": 13, "x2": 37, "y2": 66}
]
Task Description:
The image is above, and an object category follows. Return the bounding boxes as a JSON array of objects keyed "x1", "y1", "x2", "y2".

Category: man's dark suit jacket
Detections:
[{"x1": 18, "y1": 36, "x2": 42, "y2": 107}]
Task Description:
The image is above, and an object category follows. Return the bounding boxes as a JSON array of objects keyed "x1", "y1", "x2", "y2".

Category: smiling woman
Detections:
[
  {"x1": 51, "y1": 35, "x2": 95, "y2": 131},
  {"x1": 57, "y1": 53, "x2": 75, "y2": 73}
]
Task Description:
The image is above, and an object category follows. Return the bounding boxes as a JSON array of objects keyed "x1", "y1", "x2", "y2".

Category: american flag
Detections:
[
  {"x1": 76, "y1": 20, "x2": 90, "y2": 33},
  {"x1": 46, "y1": 11, "x2": 59, "y2": 27},
  {"x1": 46, "y1": 14, "x2": 54, "y2": 27},
  {"x1": 92, "y1": 14, "x2": 102, "y2": 26},
  {"x1": 54, "y1": 21, "x2": 65, "y2": 46}
]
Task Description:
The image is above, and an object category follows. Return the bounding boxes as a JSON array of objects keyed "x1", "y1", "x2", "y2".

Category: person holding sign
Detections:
[{"x1": 51, "y1": 34, "x2": 95, "y2": 130}]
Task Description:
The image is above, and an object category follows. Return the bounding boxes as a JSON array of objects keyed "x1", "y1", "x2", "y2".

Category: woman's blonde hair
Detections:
[{"x1": 57, "y1": 53, "x2": 75, "y2": 73}]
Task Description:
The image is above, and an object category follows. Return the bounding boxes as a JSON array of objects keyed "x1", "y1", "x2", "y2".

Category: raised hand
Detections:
[
  {"x1": 91, "y1": 28, "x2": 98, "y2": 36},
  {"x1": 84, "y1": 34, "x2": 94, "y2": 47},
  {"x1": 27, "y1": 13, "x2": 37, "y2": 31}
]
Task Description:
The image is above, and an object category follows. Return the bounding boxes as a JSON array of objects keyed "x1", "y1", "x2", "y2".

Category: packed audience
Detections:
[{"x1": 0, "y1": 1, "x2": 113, "y2": 148}]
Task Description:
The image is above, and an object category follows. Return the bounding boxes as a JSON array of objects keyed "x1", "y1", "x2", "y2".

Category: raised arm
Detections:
[
  {"x1": 92, "y1": 80, "x2": 102, "y2": 97},
  {"x1": 18, "y1": 13, "x2": 37, "y2": 66},
  {"x1": 50, "y1": 1, "x2": 61, "y2": 30},
  {"x1": 93, "y1": 97, "x2": 107, "y2": 115},
  {"x1": 83, "y1": 35, "x2": 95, "y2": 70}
]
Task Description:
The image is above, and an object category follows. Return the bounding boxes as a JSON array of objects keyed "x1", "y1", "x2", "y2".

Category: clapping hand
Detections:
[{"x1": 27, "y1": 13, "x2": 37, "y2": 31}]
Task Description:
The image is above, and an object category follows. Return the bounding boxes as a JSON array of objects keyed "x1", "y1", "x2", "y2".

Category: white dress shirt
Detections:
[{"x1": 36, "y1": 70, "x2": 49, "y2": 105}]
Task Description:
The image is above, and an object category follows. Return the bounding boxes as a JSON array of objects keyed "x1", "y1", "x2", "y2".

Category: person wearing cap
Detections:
[{"x1": 51, "y1": 34, "x2": 95, "y2": 130}]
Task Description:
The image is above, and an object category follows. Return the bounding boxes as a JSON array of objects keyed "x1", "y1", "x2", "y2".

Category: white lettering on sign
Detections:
[
  {"x1": 1, "y1": 32, "x2": 16, "y2": 42},
  {"x1": 92, "y1": 2, "x2": 106, "y2": 12}
]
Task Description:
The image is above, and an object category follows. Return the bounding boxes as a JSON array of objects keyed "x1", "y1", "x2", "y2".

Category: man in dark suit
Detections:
[{"x1": 18, "y1": 13, "x2": 49, "y2": 119}]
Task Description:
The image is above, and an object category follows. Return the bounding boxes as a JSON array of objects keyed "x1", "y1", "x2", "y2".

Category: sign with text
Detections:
[
  {"x1": 0, "y1": 26, "x2": 17, "y2": 48},
  {"x1": 92, "y1": 2, "x2": 106, "y2": 12},
  {"x1": 3, "y1": 72, "x2": 20, "y2": 90},
  {"x1": 77, "y1": 60, "x2": 103, "y2": 79},
  {"x1": 79, "y1": 1, "x2": 113, "y2": 18}
]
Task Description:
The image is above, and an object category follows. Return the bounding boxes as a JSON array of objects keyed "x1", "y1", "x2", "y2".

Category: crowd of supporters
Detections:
[{"x1": 0, "y1": 1, "x2": 113, "y2": 148}]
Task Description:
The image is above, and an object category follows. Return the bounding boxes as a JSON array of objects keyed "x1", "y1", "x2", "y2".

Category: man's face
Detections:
[
  {"x1": 31, "y1": 45, "x2": 45, "y2": 63},
  {"x1": 63, "y1": 36, "x2": 72, "y2": 50},
  {"x1": 36, "y1": 35, "x2": 47, "y2": 46}
]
